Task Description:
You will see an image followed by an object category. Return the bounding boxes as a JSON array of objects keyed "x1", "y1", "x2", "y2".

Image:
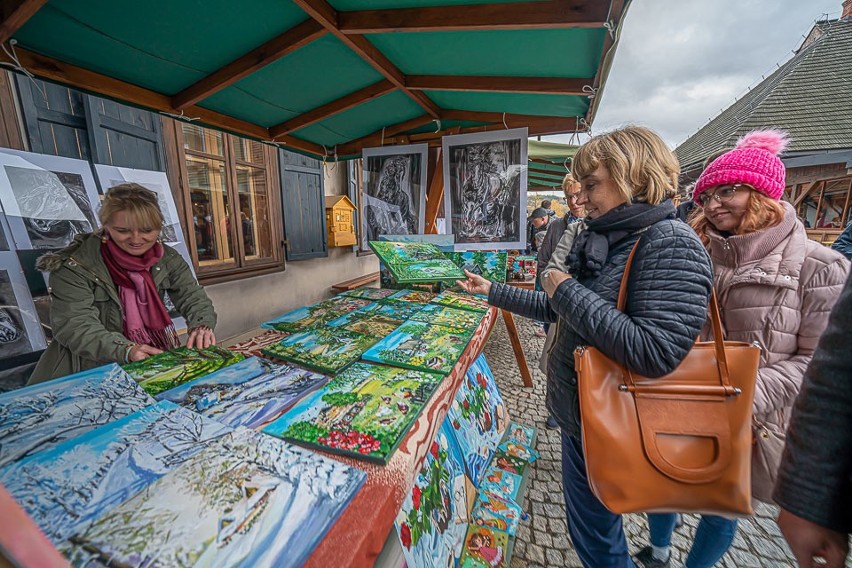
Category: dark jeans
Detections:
[
  {"x1": 561, "y1": 432, "x2": 637, "y2": 568},
  {"x1": 647, "y1": 513, "x2": 737, "y2": 568}
]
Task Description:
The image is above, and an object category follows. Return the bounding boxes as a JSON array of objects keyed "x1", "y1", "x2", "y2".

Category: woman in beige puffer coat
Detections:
[{"x1": 635, "y1": 130, "x2": 848, "y2": 568}]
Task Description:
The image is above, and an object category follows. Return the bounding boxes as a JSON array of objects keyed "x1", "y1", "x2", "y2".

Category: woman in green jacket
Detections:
[{"x1": 28, "y1": 184, "x2": 217, "y2": 384}]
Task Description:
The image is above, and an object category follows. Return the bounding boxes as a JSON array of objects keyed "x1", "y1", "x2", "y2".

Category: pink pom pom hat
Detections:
[{"x1": 693, "y1": 129, "x2": 790, "y2": 203}]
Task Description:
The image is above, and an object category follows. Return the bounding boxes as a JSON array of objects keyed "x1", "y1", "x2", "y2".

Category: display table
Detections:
[{"x1": 304, "y1": 306, "x2": 499, "y2": 568}]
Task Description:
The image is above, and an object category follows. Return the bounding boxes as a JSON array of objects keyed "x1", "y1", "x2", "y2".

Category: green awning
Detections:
[{"x1": 2, "y1": 0, "x2": 631, "y2": 158}]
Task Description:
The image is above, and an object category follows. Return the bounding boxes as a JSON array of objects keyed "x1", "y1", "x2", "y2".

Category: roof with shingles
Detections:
[{"x1": 675, "y1": 17, "x2": 852, "y2": 170}]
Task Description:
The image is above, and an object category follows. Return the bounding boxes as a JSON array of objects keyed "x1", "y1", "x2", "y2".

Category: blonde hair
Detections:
[
  {"x1": 99, "y1": 183, "x2": 164, "y2": 230},
  {"x1": 572, "y1": 126, "x2": 679, "y2": 205},
  {"x1": 561, "y1": 173, "x2": 579, "y2": 191},
  {"x1": 690, "y1": 190, "x2": 785, "y2": 246}
]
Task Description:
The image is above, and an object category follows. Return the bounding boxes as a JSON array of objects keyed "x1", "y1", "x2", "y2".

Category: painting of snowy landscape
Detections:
[
  {"x1": 157, "y1": 356, "x2": 329, "y2": 429},
  {"x1": 0, "y1": 401, "x2": 232, "y2": 548},
  {"x1": 63, "y1": 427, "x2": 366, "y2": 568},
  {"x1": 0, "y1": 363, "x2": 154, "y2": 468}
]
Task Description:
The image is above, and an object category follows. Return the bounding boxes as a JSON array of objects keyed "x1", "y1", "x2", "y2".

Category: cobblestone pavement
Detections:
[{"x1": 482, "y1": 313, "x2": 803, "y2": 568}]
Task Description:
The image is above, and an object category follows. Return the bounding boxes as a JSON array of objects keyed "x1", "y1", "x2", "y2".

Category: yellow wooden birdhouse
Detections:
[{"x1": 325, "y1": 195, "x2": 357, "y2": 247}]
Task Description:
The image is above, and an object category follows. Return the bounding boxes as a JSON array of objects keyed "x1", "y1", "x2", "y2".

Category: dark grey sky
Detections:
[{"x1": 544, "y1": 0, "x2": 843, "y2": 148}]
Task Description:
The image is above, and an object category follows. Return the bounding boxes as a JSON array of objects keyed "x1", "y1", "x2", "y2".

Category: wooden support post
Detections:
[
  {"x1": 842, "y1": 178, "x2": 852, "y2": 226},
  {"x1": 424, "y1": 148, "x2": 443, "y2": 234},
  {"x1": 501, "y1": 309, "x2": 534, "y2": 388},
  {"x1": 814, "y1": 181, "x2": 827, "y2": 227}
]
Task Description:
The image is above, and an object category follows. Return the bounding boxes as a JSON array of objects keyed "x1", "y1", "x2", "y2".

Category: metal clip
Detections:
[
  {"x1": 618, "y1": 385, "x2": 629, "y2": 392},
  {"x1": 732, "y1": 387, "x2": 742, "y2": 396}
]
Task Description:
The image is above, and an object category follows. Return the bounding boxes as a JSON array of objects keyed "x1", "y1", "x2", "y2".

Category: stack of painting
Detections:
[
  {"x1": 369, "y1": 241, "x2": 465, "y2": 284},
  {"x1": 261, "y1": 327, "x2": 379, "y2": 375},
  {"x1": 156, "y1": 356, "x2": 329, "y2": 429},
  {"x1": 122, "y1": 345, "x2": 245, "y2": 396},
  {"x1": 264, "y1": 362, "x2": 444, "y2": 464},
  {"x1": 377, "y1": 233, "x2": 453, "y2": 291},
  {"x1": 362, "y1": 320, "x2": 473, "y2": 375}
]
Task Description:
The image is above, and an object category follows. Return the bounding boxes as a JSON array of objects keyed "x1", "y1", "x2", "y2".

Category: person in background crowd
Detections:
[
  {"x1": 774, "y1": 270, "x2": 852, "y2": 568},
  {"x1": 830, "y1": 220, "x2": 852, "y2": 259},
  {"x1": 541, "y1": 199, "x2": 557, "y2": 219},
  {"x1": 28, "y1": 184, "x2": 217, "y2": 384},
  {"x1": 459, "y1": 126, "x2": 713, "y2": 568},
  {"x1": 675, "y1": 183, "x2": 697, "y2": 222},
  {"x1": 535, "y1": 173, "x2": 585, "y2": 427},
  {"x1": 527, "y1": 207, "x2": 551, "y2": 253},
  {"x1": 637, "y1": 130, "x2": 849, "y2": 568}
]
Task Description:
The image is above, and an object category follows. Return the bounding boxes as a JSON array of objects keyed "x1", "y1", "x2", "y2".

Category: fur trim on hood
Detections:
[{"x1": 35, "y1": 234, "x2": 90, "y2": 272}]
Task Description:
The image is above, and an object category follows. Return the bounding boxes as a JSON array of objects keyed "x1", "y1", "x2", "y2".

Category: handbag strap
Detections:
[{"x1": 616, "y1": 239, "x2": 733, "y2": 391}]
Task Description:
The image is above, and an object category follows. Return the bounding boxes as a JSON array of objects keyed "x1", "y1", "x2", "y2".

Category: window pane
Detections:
[
  {"x1": 185, "y1": 155, "x2": 234, "y2": 266},
  {"x1": 182, "y1": 123, "x2": 224, "y2": 156},
  {"x1": 233, "y1": 138, "x2": 265, "y2": 164},
  {"x1": 236, "y1": 164, "x2": 273, "y2": 260}
]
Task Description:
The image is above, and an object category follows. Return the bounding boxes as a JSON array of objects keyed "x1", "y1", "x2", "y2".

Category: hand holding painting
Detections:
[{"x1": 456, "y1": 269, "x2": 492, "y2": 296}]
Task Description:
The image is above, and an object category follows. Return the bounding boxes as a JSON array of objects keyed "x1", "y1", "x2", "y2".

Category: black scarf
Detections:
[{"x1": 567, "y1": 200, "x2": 676, "y2": 279}]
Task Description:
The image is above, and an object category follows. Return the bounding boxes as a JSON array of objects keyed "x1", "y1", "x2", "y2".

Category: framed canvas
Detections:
[
  {"x1": 396, "y1": 418, "x2": 469, "y2": 568},
  {"x1": 458, "y1": 523, "x2": 512, "y2": 568},
  {"x1": 261, "y1": 327, "x2": 378, "y2": 375},
  {"x1": 156, "y1": 356, "x2": 329, "y2": 429},
  {"x1": 431, "y1": 290, "x2": 490, "y2": 313},
  {"x1": 378, "y1": 233, "x2": 454, "y2": 290},
  {"x1": 446, "y1": 251, "x2": 508, "y2": 283},
  {"x1": 63, "y1": 427, "x2": 366, "y2": 568},
  {"x1": 446, "y1": 354, "x2": 508, "y2": 485},
  {"x1": 264, "y1": 362, "x2": 444, "y2": 464},
  {"x1": 0, "y1": 363, "x2": 153, "y2": 468},
  {"x1": 362, "y1": 321, "x2": 473, "y2": 375},
  {"x1": 122, "y1": 345, "x2": 245, "y2": 396},
  {"x1": 442, "y1": 128, "x2": 528, "y2": 251},
  {"x1": 409, "y1": 303, "x2": 485, "y2": 331},
  {"x1": 227, "y1": 329, "x2": 290, "y2": 358},
  {"x1": 360, "y1": 144, "x2": 428, "y2": 251},
  {"x1": 504, "y1": 422, "x2": 537, "y2": 447},
  {"x1": 368, "y1": 241, "x2": 465, "y2": 284},
  {"x1": 0, "y1": 250, "x2": 47, "y2": 359},
  {"x1": 261, "y1": 296, "x2": 373, "y2": 332},
  {"x1": 471, "y1": 492, "x2": 524, "y2": 536},
  {"x1": 0, "y1": 401, "x2": 232, "y2": 548},
  {"x1": 0, "y1": 150, "x2": 100, "y2": 250},
  {"x1": 479, "y1": 465, "x2": 524, "y2": 503},
  {"x1": 339, "y1": 314, "x2": 401, "y2": 339}
]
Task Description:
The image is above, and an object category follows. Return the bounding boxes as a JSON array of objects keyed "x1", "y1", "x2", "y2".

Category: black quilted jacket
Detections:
[{"x1": 489, "y1": 219, "x2": 713, "y2": 438}]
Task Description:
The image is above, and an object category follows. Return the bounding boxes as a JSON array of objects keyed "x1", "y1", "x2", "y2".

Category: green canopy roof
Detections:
[{"x1": 1, "y1": 0, "x2": 631, "y2": 158}]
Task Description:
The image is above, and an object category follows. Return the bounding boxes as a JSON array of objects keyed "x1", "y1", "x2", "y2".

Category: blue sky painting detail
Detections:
[
  {"x1": 0, "y1": 363, "x2": 154, "y2": 468},
  {"x1": 156, "y1": 357, "x2": 329, "y2": 429}
]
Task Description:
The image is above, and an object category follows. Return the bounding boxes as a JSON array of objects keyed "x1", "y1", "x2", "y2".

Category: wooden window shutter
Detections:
[{"x1": 279, "y1": 149, "x2": 327, "y2": 260}]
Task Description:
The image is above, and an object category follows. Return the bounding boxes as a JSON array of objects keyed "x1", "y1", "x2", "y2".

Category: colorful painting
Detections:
[
  {"x1": 340, "y1": 315, "x2": 401, "y2": 338},
  {"x1": 261, "y1": 296, "x2": 373, "y2": 332},
  {"x1": 228, "y1": 329, "x2": 289, "y2": 358},
  {"x1": 264, "y1": 362, "x2": 444, "y2": 464},
  {"x1": 471, "y1": 492, "x2": 524, "y2": 536},
  {"x1": 262, "y1": 327, "x2": 378, "y2": 375},
  {"x1": 369, "y1": 241, "x2": 465, "y2": 283},
  {"x1": 504, "y1": 422, "x2": 536, "y2": 447},
  {"x1": 446, "y1": 355, "x2": 507, "y2": 485},
  {"x1": 497, "y1": 440, "x2": 539, "y2": 463},
  {"x1": 431, "y1": 290, "x2": 490, "y2": 313},
  {"x1": 479, "y1": 466, "x2": 524, "y2": 502},
  {"x1": 447, "y1": 251, "x2": 508, "y2": 283},
  {"x1": 389, "y1": 289, "x2": 438, "y2": 303},
  {"x1": 0, "y1": 401, "x2": 231, "y2": 547},
  {"x1": 62, "y1": 427, "x2": 366, "y2": 568},
  {"x1": 0, "y1": 363, "x2": 154, "y2": 468},
  {"x1": 378, "y1": 234, "x2": 454, "y2": 290},
  {"x1": 340, "y1": 286, "x2": 398, "y2": 300},
  {"x1": 362, "y1": 321, "x2": 473, "y2": 375},
  {"x1": 410, "y1": 303, "x2": 485, "y2": 331},
  {"x1": 157, "y1": 357, "x2": 329, "y2": 429},
  {"x1": 396, "y1": 418, "x2": 469, "y2": 568},
  {"x1": 122, "y1": 345, "x2": 245, "y2": 396},
  {"x1": 458, "y1": 523, "x2": 511, "y2": 568},
  {"x1": 490, "y1": 449, "x2": 528, "y2": 476}
]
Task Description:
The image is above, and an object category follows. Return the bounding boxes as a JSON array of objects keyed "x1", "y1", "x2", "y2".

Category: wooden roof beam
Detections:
[
  {"x1": 442, "y1": 110, "x2": 583, "y2": 135},
  {"x1": 1, "y1": 45, "x2": 326, "y2": 156},
  {"x1": 337, "y1": 114, "x2": 435, "y2": 154},
  {"x1": 270, "y1": 79, "x2": 395, "y2": 138},
  {"x1": 291, "y1": 0, "x2": 441, "y2": 119},
  {"x1": 0, "y1": 0, "x2": 47, "y2": 44},
  {"x1": 406, "y1": 75, "x2": 591, "y2": 95},
  {"x1": 338, "y1": 0, "x2": 609, "y2": 34},
  {"x1": 173, "y1": 19, "x2": 326, "y2": 110}
]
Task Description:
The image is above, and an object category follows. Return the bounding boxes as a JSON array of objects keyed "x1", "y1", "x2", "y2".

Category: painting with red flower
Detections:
[
  {"x1": 446, "y1": 355, "x2": 507, "y2": 485},
  {"x1": 395, "y1": 417, "x2": 468, "y2": 568}
]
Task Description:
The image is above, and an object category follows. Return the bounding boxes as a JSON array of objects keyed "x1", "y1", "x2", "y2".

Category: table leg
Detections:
[{"x1": 501, "y1": 309, "x2": 534, "y2": 388}]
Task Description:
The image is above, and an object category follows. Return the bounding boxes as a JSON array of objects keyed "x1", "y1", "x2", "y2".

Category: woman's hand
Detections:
[
  {"x1": 128, "y1": 343, "x2": 163, "y2": 362},
  {"x1": 456, "y1": 270, "x2": 492, "y2": 296},
  {"x1": 187, "y1": 326, "x2": 217, "y2": 349},
  {"x1": 542, "y1": 269, "x2": 570, "y2": 298}
]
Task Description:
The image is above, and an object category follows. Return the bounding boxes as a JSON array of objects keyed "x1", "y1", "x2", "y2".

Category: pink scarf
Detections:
[{"x1": 100, "y1": 238, "x2": 178, "y2": 350}]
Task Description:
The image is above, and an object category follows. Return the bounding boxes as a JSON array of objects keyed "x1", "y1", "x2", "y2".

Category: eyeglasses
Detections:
[
  {"x1": 696, "y1": 184, "x2": 751, "y2": 207},
  {"x1": 565, "y1": 193, "x2": 581, "y2": 202}
]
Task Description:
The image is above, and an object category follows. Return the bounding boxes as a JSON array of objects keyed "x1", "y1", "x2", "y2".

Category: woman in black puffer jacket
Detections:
[{"x1": 458, "y1": 126, "x2": 713, "y2": 568}]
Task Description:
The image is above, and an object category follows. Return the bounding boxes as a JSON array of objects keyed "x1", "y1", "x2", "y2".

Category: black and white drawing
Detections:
[
  {"x1": 0, "y1": 260, "x2": 46, "y2": 359},
  {"x1": 442, "y1": 128, "x2": 528, "y2": 251},
  {"x1": 361, "y1": 144, "x2": 427, "y2": 250}
]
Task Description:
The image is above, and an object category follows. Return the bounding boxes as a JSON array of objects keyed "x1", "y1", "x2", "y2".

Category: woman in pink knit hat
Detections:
[{"x1": 635, "y1": 130, "x2": 849, "y2": 568}]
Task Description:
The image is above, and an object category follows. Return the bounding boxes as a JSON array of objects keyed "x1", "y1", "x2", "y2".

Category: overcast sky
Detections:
[{"x1": 543, "y1": 0, "x2": 843, "y2": 149}]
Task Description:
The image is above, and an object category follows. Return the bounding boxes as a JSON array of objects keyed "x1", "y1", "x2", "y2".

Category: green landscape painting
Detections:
[
  {"x1": 389, "y1": 290, "x2": 437, "y2": 303},
  {"x1": 369, "y1": 241, "x2": 465, "y2": 283},
  {"x1": 261, "y1": 328, "x2": 378, "y2": 375},
  {"x1": 122, "y1": 346, "x2": 245, "y2": 396},
  {"x1": 447, "y1": 251, "x2": 508, "y2": 283},
  {"x1": 409, "y1": 303, "x2": 485, "y2": 331},
  {"x1": 362, "y1": 321, "x2": 473, "y2": 375},
  {"x1": 339, "y1": 287, "x2": 399, "y2": 301},
  {"x1": 263, "y1": 362, "x2": 444, "y2": 464},
  {"x1": 261, "y1": 296, "x2": 373, "y2": 332},
  {"x1": 431, "y1": 290, "x2": 490, "y2": 313}
]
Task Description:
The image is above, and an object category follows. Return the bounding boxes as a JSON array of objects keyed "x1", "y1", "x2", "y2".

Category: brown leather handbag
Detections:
[{"x1": 574, "y1": 242, "x2": 760, "y2": 516}]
